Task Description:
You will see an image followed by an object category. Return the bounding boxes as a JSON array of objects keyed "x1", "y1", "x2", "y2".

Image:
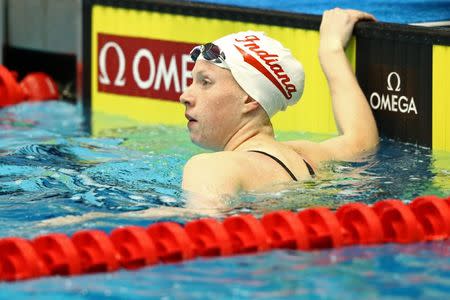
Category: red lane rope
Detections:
[
  {"x1": 0, "y1": 65, "x2": 60, "y2": 108},
  {"x1": 0, "y1": 195, "x2": 449, "y2": 282}
]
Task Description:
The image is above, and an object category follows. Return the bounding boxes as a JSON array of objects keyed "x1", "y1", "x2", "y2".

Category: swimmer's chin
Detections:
[
  {"x1": 190, "y1": 139, "x2": 209, "y2": 150},
  {"x1": 189, "y1": 135, "x2": 223, "y2": 151}
]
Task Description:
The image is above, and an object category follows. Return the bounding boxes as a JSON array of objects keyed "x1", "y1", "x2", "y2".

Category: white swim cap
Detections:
[{"x1": 193, "y1": 31, "x2": 305, "y2": 118}]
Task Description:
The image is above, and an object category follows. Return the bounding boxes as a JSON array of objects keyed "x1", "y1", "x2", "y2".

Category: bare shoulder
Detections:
[
  {"x1": 184, "y1": 151, "x2": 245, "y2": 171},
  {"x1": 182, "y1": 152, "x2": 246, "y2": 200}
]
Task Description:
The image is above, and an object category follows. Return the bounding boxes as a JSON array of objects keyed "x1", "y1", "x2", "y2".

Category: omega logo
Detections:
[
  {"x1": 386, "y1": 71, "x2": 401, "y2": 92},
  {"x1": 98, "y1": 40, "x2": 192, "y2": 93},
  {"x1": 369, "y1": 71, "x2": 417, "y2": 114},
  {"x1": 99, "y1": 41, "x2": 126, "y2": 86}
]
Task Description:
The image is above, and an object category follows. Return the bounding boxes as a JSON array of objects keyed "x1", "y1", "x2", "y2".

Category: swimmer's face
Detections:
[{"x1": 179, "y1": 60, "x2": 248, "y2": 150}]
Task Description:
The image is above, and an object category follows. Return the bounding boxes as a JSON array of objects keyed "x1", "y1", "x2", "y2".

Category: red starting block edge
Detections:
[{"x1": 0, "y1": 195, "x2": 448, "y2": 282}]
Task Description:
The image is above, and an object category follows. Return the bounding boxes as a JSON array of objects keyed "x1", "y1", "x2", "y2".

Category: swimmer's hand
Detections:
[{"x1": 319, "y1": 8, "x2": 376, "y2": 52}]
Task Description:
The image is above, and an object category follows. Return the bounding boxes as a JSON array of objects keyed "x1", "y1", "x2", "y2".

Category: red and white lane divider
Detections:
[{"x1": 0, "y1": 195, "x2": 449, "y2": 281}]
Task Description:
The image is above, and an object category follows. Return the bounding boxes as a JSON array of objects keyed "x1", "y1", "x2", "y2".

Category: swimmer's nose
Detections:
[{"x1": 179, "y1": 87, "x2": 194, "y2": 106}]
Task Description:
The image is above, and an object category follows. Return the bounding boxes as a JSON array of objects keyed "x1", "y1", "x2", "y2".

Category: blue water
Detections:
[
  {"x1": 1, "y1": 101, "x2": 450, "y2": 299},
  {"x1": 1, "y1": 1, "x2": 450, "y2": 298},
  {"x1": 195, "y1": 0, "x2": 450, "y2": 24}
]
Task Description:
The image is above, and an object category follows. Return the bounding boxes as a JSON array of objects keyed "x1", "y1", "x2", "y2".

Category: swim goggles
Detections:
[{"x1": 190, "y1": 43, "x2": 227, "y2": 67}]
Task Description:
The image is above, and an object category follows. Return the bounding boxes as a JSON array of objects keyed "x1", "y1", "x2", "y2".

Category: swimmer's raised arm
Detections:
[
  {"x1": 286, "y1": 9, "x2": 379, "y2": 162},
  {"x1": 319, "y1": 9, "x2": 379, "y2": 157}
]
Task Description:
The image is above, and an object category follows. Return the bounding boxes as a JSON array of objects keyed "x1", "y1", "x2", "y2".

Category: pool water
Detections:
[{"x1": 1, "y1": 101, "x2": 450, "y2": 299}]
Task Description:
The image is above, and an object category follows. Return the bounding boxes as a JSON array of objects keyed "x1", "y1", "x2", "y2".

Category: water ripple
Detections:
[{"x1": 0, "y1": 101, "x2": 449, "y2": 299}]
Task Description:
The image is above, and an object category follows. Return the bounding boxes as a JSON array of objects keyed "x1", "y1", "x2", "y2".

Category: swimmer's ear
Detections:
[{"x1": 242, "y1": 94, "x2": 260, "y2": 113}]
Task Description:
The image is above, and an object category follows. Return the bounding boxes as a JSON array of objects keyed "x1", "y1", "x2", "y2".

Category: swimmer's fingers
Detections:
[
  {"x1": 345, "y1": 9, "x2": 377, "y2": 23},
  {"x1": 322, "y1": 8, "x2": 376, "y2": 27},
  {"x1": 320, "y1": 8, "x2": 376, "y2": 51}
]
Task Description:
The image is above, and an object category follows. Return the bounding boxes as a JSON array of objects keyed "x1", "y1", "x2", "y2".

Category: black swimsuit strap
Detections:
[
  {"x1": 248, "y1": 150, "x2": 298, "y2": 181},
  {"x1": 303, "y1": 159, "x2": 316, "y2": 178}
]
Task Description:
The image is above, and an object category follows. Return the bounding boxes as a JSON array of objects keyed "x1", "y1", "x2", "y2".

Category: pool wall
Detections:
[{"x1": 82, "y1": 0, "x2": 450, "y2": 151}]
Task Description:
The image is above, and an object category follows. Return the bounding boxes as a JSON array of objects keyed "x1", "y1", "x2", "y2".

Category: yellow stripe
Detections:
[
  {"x1": 431, "y1": 150, "x2": 450, "y2": 194},
  {"x1": 431, "y1": 45, "x2": 450, "y2": 194},
  {"x1": 91, "y1": 6, "x2": 356, "y2": 136},
  {"x1": 92, "y1": 96, "x2": 185, "y2": 133},
  {"x1": 432, "y1": 45, "x2": 450, "y2": 151}
]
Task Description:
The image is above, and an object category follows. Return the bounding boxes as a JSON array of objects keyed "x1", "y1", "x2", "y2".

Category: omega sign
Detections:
[
  {"x1": 97, "y1": 33, "x2": 197, "y2": 101},
  {"x1": 369, "y1": 71, "x2": 417, "y2": 114}
]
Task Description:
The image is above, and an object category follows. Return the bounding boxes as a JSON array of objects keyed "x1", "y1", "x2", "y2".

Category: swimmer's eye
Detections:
[{"x1": 201, "y1": 78, "x2": 212, "y2": 87}]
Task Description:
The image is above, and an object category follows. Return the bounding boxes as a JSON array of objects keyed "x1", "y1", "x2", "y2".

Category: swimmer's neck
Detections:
[{"x1": 223, "y1": 122, "x2": 274, "y2": 152}]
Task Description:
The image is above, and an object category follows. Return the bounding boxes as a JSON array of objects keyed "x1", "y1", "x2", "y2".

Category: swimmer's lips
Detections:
[
  {"x1": 185, "y1": 113, "x2": 197, "y2": 127},
  {"x1": 185, "y1": 113, "x2": 197, "y2": 122}
]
